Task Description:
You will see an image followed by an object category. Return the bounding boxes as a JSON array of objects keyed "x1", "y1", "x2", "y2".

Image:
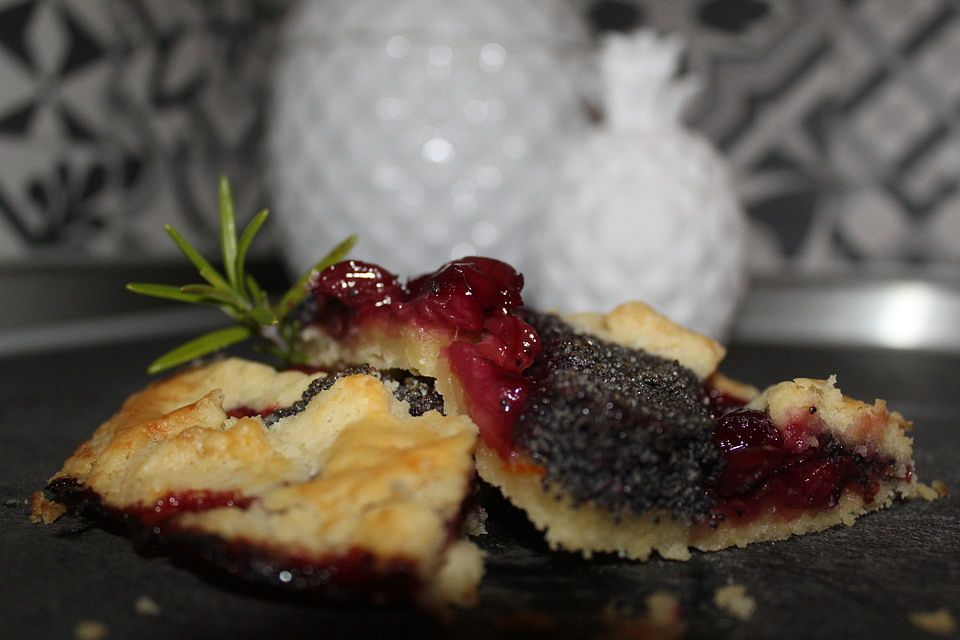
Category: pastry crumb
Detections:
[
  {"x1": 602, "y1": 591, "x2": 685, "y2": 639},
  {"x1": 645, "y1": 591, "x2": 682, "y2": 628},
  {"x1": 909, "y1": 609, "x2": 956, "y2": 636},
  {"x1": 914, "y1": 481, "x2": 949, "y2": 502},
  {"x1": 134, "y1": 596, "x2": 161, "y2": 617},
  {"x1": 74, "y1": 619, "x2": 108, "y2": 640},
  {"x1": 464, "y1": 506, "x2": 488, "y2": 536},
  {"x1": 29, "y1": 491, "x2": 66, "y2": 524},
  {"x1": 714, "y1": 584, "x2": 756, "y2": 620}
]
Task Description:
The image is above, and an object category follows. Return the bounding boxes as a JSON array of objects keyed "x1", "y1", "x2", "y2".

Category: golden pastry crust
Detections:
[
  {"x1": 40, "y1": 358, "x2": 482, "y2": 607},
  {"x1": 29, "y1": 491, "x2": 66, "y2": 524},
  {"x1": 748, "y1": 376, "x2": 913, "y2": 469},
  {"x1": 706, "y1": 371, "x2": 760, "y2": 403},
  {"x1": 565, "y1": 301, "x2": 726, "y2": 379},
  {"x1": 301, "y1": 322, "x2": 469, "y2": 415}
]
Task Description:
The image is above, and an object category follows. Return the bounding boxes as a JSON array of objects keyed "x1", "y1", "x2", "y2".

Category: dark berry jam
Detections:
[
  {"x1": 708, "y1": 408, "x2": 891, "y2": 524},
  {"x1": 44, "y1": 480, "x2": 422, "y2": 604},
  {"x1": 164, "y1": 533, "x2": 421, "y2": 603},
  {"x1": 308, "y1": 257, "x2": 539, "y2": 458},
  {"x1": 133, "y1": 490, "x2": 254, "y2": 525},
  {"x1": 310, "y1": 257, "x2": 527, "y2": 334},
  {"x1": 703, "y1": 384, "x2": 749, "y2": 420},
  {"x1": 226, "y1": 404, "x2": 279, "y2": 419}
]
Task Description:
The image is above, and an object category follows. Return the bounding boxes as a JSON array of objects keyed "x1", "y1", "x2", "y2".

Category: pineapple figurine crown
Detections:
[{"x1": 601, "y1": 30, "x2": 698, "y2": 132}]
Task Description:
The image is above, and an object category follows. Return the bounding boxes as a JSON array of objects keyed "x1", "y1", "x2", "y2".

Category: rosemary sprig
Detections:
[{"x1": 127, "y1": 176, "x2": 356, "y2": 374}]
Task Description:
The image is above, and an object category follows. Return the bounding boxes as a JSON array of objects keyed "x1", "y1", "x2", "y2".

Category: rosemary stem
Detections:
[{"x1": 257, "y1": 324, "x2": 291, "y2": 359}]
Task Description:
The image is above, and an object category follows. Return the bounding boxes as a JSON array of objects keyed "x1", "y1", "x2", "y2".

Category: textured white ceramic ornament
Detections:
[
  {"x1": 268, "y1": 0, "x2": 590, "y2": 279},
  {"x1": 537, "y1": 31, "x2": 747, "y2": 339}
]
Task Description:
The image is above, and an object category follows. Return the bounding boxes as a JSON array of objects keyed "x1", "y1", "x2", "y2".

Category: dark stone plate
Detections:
[{"x1": 2, "y1": 337, "x2": 957, "y2": 639}]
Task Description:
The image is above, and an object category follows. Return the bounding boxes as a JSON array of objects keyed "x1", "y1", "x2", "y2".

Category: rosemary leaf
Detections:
[
  {"x1": 236, "y1": 209, "x2": 269, "y2": 294},
  {"x1": 125, "y1": 283, "x2": 204, "y2": 304},
  {"x1": 218, "y1": 177, "x2": 239, "y2": 290},
  {"x1": 129, "y1": 178, "x2": 357, "y2": 373},
  {"x1": 245, "y1": 275, "x2": 273, "y2": 315},
  {"x1": 147, "y1": 325, "x2": 252, "y2": 374},
  {"x1": 217, "y1": 304, "x2": 244, "y2": 323},
  {"x1": 164, "y1": 224, "x2": 231, "y2": 291},
  {"x1": 180, "y1": 284, "x2": 246, "y2": 307},
  {"x1": 198, "y1": 265, "x2": 236, "y2": 295},
  {"x1": 249, "y1": 304, "x2": 278, "y2": 326},
  {"x1": 245, "y1": 273, "x2": 264, "y2": 303}
]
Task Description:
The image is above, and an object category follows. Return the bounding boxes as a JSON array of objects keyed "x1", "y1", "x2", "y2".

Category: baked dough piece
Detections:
[
  {"x1": 301, "y1": 258, "x2": 919, "y2": 561},
  {"x1": 38, "y1": 358, "x2": 482, "y2": 607},
  {"x1": 478, "y1": 370, "x2": 915, "y2": 561}
]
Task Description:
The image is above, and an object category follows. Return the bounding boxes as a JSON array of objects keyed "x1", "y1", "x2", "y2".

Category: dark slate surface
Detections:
[{"x1": 1, "y1": 337, "x2": 958, "y2": 639}]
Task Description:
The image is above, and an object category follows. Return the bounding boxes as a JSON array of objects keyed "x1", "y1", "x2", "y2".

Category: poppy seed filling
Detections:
[
  {"x1": 264, "y1": 366, "x2": 444, "y2": 426},
  {"x1": 514, "y1": 311, "x2": 721, "y2": 523}
]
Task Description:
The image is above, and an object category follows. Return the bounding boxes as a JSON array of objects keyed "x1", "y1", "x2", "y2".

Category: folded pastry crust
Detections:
[{"x1": 39, "y1": 358, "x2": 483, "y2": 607}]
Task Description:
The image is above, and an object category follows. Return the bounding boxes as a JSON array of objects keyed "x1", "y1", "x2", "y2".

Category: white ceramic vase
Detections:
[{"x1": 268, "y1": 0, "x2": 591, "y2": 279}]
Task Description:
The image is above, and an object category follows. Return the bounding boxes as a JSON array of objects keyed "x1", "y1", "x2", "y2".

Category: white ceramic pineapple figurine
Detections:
[{"x1": 536, "y1": 31, "x2": 747, "y2": 339}]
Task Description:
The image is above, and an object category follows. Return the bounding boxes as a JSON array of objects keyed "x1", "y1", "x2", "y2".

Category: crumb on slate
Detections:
[
  {"x1": 931, "y1": 480, "x2": 949, "y2": 497},
  {"x1": 909, "y1": 609, "x2": 956, "y2": 636},
  {"x1": 29, "y1": 491, "x2": 66, "y2": 524},
  {"x1": 464, "y1": 506, "x2": 487, "y2": 536},
  {"x1": 714, "y1": 584, "x2": 757, "y2": 621},
  {"x1": 914, "y1": 480, "x2": 949, "y2": 502},
  {"x1": 74, "y1": 619, "x2": 108, "y2": 640},
  {"x1": 645, "y1": 592, "x2": 682, "y2": 628},
  {"x1": 602, "y1": 591, "x2": 686, "y2": 639},
  {"x1": 134, "y1": 596, "x2": 161, "y2": 617}
]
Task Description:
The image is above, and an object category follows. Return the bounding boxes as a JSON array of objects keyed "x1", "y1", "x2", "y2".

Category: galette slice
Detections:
[
  {"x1": 481, "y1": 307, "x2": 916, "y2": 559},
  {"x1": 299, "y1": 256, "x2": 918, "y2": 560},
  {"x1": 37, "y1": 358, "x2": 482, "y2": 607}
]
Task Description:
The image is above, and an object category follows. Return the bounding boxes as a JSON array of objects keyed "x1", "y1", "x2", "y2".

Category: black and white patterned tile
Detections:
[
  {"x1": 0, "y1": 0, "x2": 289, "y2": 258},
  {"x1": 0, "y1": 0, "x2": 957, "y2": 273}
]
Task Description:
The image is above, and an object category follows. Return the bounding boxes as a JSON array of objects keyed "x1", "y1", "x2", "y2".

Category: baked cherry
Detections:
[
  {"x1": 308, "y1": 256, "x2": 537, "y2": 460},
  {"x1": 310, "y1": 260, "x2": 403, "y2": 310}
]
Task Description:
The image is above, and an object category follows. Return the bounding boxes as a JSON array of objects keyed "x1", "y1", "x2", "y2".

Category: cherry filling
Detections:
[
  {"x1": 308, "y1": 257, "x2": 539, "y2": 458},
  {"x1": 704, "y1": 385, "x2": 750, "y2": 420},
  {"x1": 44, "y1": 479, "x2": 255, "y2": 528},
  {"x1": 133, "y1": 490, "x2": 255, "y2": 525},
  {"x1": 226, "y1": 405, "x2": 279, "y2": 419},
  {"x1": 162, "y1": 535, "x2": 421, "y2": 602},
  {"x1": 44, "y1": 480, "x2": 422, "y2": 602},
  {"x1": 708, "y1": 408, "x2": 894, "y2": 524}
]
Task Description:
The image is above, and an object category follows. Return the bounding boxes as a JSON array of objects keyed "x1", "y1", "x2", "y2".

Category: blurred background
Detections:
[{"x1": 1, "y1": 0, "x2": 959, "y2": 342}]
